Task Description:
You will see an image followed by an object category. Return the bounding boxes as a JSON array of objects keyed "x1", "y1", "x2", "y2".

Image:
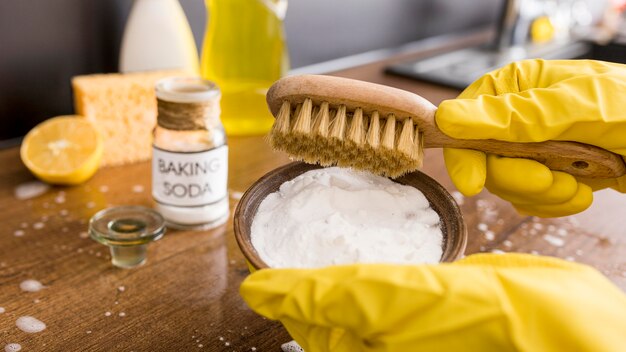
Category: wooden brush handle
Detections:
[{"x1": 267, "y1": 75, "x2": 626, "y2": 179}]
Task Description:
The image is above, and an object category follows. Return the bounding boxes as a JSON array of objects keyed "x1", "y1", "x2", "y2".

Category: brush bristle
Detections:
[{"x1": 269, "y1": 99, "x2": 424, "y2": 177}]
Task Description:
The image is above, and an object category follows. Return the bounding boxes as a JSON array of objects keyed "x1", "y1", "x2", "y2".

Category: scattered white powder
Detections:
[
  {"x1": 451, "y1": 191, "x2": 464, "y2": 205},
  {"x1": 4, "y1": 343, "x2": 21, "y2": 352},
  {"x1": 118, "y1": 286, "x2": 126, "y2": 292},
  {"x1": 119, "y1": 312, "x2": 126, "y2": 317},
  {"x1": 484, "y1": 231, "x2": 495, "y2": 241},
  {"x1": 543, "y1": 234, "x2": 565, "y2": 247},
  {"x1": 480, "y1": 207, "x2": 499, "y2": 223},
  {"x1": 59, "y1": 209, "x2": 69, "y2": 216},
  {"x1": 229, "y1": 189, "x2": 244, "y2": 200},
  {"x1": 0, "y1": 307, "x2": 5, "y2": 313},
  {"x1": 533, "y1": 223, "x2": 544, "y2": 230},
  {"x1": 79, "y1": 231, "x2": 89, "y2": 239},
  {"x1": 575, "y1": 249, "x2": 583, "y2": 256},
  {"x1": 491, "y1": 249, "x2": 506, "y2": 254},
  {"x1": 557, "y1": 228, "x2": 568, "y2": 237},
  {"x1": 33, "y1": 222, "x2": 45, "y2": 230},
  {"x1": 86, "y1": 201, "x2": 96, "y2": 209},
  {"x1": 104, "y1": 311, "x2": 112, "y2": 317},
  {"x1": 476, "y1": 199, "x2": 490, "y2": 208},
  {"x1": 281, "y1": 341, "x2": 304, "y2": 352},
  {"x1": 503, "y1": 240, "x2": 513, "y2": 248},
  {"x1": 16, "y1": 316, "x2": 46, "y2": 333},
  {"x1": 14, "y1": 181, "x2": 49, "y2": 200},
  {"x1": 20, "y1": 279, "x2": 45, "y2": 292},
  {"x1": 251, "y1": 167, "x2": 443, "y2": 268},
  {"x1": 13, "y1": 230, "x2": 24, "y2": 237},
  {"x1": 477, "y1": 223, "x2": 488, "y2": 231},
  {"x1": 132, "y1": 185, "x2": 144, "y2": 193},
  {"x1": 99, "y1": 185, "x2": 109, "y2": 193},
  {"x1": 54, "y1": 194, "x2": 66, "y2": 204},
  {"x1": 567, "y1": 217, "x2": 580, "y2": 226}
]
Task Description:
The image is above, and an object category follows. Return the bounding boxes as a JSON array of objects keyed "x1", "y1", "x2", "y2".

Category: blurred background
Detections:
[{"x1": 0, "y1": 0, "x2": 622, "y2": 143}]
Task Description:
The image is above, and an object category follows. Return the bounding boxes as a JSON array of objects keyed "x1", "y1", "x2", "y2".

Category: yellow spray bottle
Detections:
[{"x1": 200, "y1": 0, "x2": 289, "y2": 136}]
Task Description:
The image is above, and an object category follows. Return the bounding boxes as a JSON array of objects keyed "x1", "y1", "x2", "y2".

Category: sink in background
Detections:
[
  {"x1": 386, "y1": 40, "x2": 626, "y2": 89},
  {"x1": 581, "y1": 40, "x2": 626, "y2": 64}
]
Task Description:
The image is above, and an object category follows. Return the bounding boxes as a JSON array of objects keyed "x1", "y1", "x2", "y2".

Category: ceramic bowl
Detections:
[{"x1": 234, "y1": 162, "x2": 467, "y2": 270}]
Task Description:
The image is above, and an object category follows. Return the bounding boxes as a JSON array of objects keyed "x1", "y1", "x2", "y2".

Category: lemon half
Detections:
[{"x1": 20, "y1": 116, "x2": 103, "y2": 185}]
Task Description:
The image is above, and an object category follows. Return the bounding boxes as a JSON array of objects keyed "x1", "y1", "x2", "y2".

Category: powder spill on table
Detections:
[
  {"x1": 19, "y1": 279, "x2": 45, "y2": 292},
  {"x1": 15, "y1": 316, "x2": 46, "y2": 333}
]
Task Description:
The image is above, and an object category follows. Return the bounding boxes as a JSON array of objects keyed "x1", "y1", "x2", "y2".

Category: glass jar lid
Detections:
[{"x1": 89, "y1": 205, "x2": 165, "y2": 247}]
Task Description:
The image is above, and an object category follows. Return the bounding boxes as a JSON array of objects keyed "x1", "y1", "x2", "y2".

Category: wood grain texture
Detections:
[{"x1": 1, "y1": 35, "x2": 626, "y2": 350}]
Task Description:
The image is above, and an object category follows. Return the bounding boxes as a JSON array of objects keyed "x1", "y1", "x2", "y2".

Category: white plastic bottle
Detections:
[{"x1": 119, "y1": 0, "x2": 199, "y2": 73}]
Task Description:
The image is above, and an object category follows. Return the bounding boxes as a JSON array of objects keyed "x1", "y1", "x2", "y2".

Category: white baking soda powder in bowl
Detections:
[{"x1": 250, "y1": 167, "x2": 443, "y2": 268}]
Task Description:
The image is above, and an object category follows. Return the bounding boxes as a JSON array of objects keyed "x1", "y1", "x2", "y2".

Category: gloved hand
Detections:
[
  {"x1": 240, "y1": 254, "x2": 626, "y2": 351},
  {"x1": 435, "y1": 59, "x2": 626, "y2": 217}
]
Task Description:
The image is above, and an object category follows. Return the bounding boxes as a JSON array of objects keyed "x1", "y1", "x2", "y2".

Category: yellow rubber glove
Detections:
[
  {"x1": 240, "y1": 254, "x2": 626, "y2": 351},
  {"x1": 436, "y1": 59, "x2": 626, "y2": 217}
]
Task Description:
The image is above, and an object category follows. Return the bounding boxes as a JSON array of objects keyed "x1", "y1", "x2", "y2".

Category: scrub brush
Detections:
[{"x1": 266, "y1": 74, "x2": 626, "y2": 178}]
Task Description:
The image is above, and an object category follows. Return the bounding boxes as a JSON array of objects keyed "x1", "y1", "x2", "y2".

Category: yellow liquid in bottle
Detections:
[{"x1": 201, "y1": 0, "x2": 289, "y2": 136}]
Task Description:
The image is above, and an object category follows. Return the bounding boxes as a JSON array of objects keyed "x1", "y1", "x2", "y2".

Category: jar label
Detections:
[{"x1": 152, "y1": 145, "x2": 228, "y2": 207}]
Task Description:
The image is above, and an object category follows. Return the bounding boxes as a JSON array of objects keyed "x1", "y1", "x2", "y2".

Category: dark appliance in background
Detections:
[
  {"x1": 387, "y1": 0, "x2": 626, "y2": 89},
  {"x1": 0, "y1": 1, "x2": 128, "y2": 144}
]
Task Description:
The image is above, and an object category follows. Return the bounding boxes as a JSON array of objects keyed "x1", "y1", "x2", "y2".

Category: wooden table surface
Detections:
[{"x1": 2, "y1": 39, "x2": 626, "y2": 351}]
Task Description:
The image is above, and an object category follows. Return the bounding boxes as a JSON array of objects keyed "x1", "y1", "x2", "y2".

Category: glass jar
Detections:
[
  {"x1": 152, "y1": 77, "x2": 229, "y2": 230},
  {"x1": 200, "y1": 0, "x2": 289, "y2": 136}
]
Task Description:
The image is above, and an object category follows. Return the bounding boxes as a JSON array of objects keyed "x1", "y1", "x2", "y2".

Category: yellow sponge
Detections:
[{"x1": 72, "y1": 70, "x2": 190, "y2": 167}]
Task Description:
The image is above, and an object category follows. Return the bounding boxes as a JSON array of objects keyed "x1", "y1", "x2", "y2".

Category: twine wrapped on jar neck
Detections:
[
  {"x1": 157, "y1": 98, "x2": 220, "y2": 131},
  {"x1": 155, "y1": 77, "x2": 221, "y2": 131}
]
